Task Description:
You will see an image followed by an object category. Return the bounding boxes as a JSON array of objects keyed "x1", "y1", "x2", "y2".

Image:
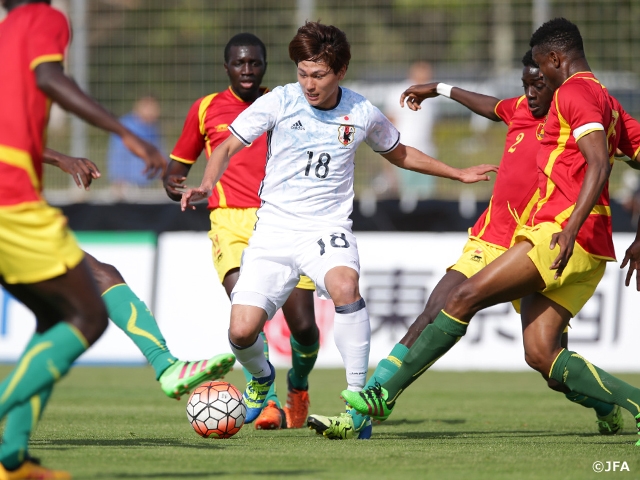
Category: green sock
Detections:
[
  {"x1": 0, "y1": 333, "x2": 53, "y2": 470},
  {"x1": 288, "y1": 337, "x2": 319, "y2": 390},
  {"x1": 365, "y1": 343, "x2": 409, "y2": 389},
  {"x1": 0, "y1": 384, "x2": 52, "y2": 470},
  {"x1": 0, "y1": 322, "x2": 87, "y2": 419},
  {"x1": 565, "y1": 391, "x2": 614, "y2": 417},
  {"x1": 102, "y1": 284, "x2": 177, "y2": 379},
  {"x1": 551, "y1": 349, "x2": 640, "y2": 417},
  {"x1": 383, "y1": 310, "x2": 467, "y2": 403},
  {"x1": 242, "y1": 332, "x2": 279, "y2": 407}
]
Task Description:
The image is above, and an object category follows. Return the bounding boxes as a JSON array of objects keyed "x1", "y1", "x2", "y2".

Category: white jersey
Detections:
[{"x1": 228, "y1": 82, "x2": 400, "y2": 232}]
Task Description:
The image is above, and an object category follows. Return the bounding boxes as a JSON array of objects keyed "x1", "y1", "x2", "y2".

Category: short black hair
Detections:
[
  {"x1": 224, "y1": 33, "x2": 266, "y2": 63},
  {"x1": 521, "y1": 49, "x2": 538, "y2": 69},
  {"x1": 529, "y1": 18, "x2": 584, "y2": 57}
]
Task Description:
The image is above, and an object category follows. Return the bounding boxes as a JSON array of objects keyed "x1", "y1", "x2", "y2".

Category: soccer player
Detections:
[
  {"x1": 343, "y1": 18, "x2": 640, "y2": 446},
  {"x1": 310, "y1": 49, "x2": 623, "y2": 437},
  {"x1": 164, "y1": 33, "x2": 319, "y2": 430},
  {"x1": 0, "y1": 1, "x2": 218, "y2": 478},
  {"x1": 181, "y1": 21, "x2": 497, "y2": 439}
]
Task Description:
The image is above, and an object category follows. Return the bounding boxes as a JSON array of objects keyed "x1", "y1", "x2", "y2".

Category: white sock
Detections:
[
  {"x1": 229, "y1": 334, "x2": 272, "y2": 379},
  {"x1": 333, "y1": 298, "x2": 370, "y2": 391}
]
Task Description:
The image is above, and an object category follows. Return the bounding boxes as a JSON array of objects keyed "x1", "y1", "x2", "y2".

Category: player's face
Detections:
[
  {"x1": 225, "y1": 45, "x2": 266, "y2": 102},
  {"x1": 297, "y1": 61, "x2": 347, "y2": 109},
  {"x1": 532, "y1": 46, "x2": 563, "y2": 91},
  {"x1": 522, "y1": 67, "x2": 553, "y2": 118}
]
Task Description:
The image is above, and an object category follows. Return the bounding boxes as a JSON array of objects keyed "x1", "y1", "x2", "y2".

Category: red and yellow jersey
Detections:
[
  {"x1": 529, "y1": 72, "x2": 640, "y2": 260},
  {"x1": 0, "y1": 3, "x2": 69, "y2": 206},
  {"x1": 469, "y1": 95, "x2": 544, "y2": 249},
  {"x1": 170, "y1": 87, "x2": 269, "y2": 209}
]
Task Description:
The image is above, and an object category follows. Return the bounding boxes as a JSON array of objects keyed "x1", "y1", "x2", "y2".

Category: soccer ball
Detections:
[{"x1": 186, "y1": 381, "x2": 246, "y2": 438}]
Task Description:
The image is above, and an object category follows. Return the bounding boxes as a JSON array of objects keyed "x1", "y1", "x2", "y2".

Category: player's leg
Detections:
[
  {"x1": 281, "y1": 284, "x2": 318, "y2": 428},
  {"x1": 87, "y1": 253, "x2": 234, "y2": 399},
  {"x1": 521, "y1": 293, "x2": 623, "y2": 435},
  {"x1": 342, "y1": 241, "x2": 544, "y2": 419}
]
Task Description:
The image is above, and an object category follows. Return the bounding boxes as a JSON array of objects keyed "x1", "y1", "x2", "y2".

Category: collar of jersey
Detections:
[{"x1": 311, "y1": 87, "x2": 343, "y2": 111}]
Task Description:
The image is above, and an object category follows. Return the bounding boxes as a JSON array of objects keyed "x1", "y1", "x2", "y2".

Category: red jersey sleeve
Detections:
[
  {"x1": 556, "y1": 81, "x2": 605, "y2": 141},
  {"x1": 170, "y1": 98, "x2": 206, "y2": 165},
  {"x1": 494, "y1": 96, "x2": 523, "y2": 125},
  {"x1": 613, "y1": 97, "x2": 640, "y2": 161},
  {"x1": 27, "y1": 7, "x2": 69, "y2": 70}
]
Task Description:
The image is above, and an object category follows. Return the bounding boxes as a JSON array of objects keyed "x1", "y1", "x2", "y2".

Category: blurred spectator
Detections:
[
  {"x1": 383, "y1": 61, "x2": 438, "y2": 212},
  {"x1": 107, "y1": 95, "x2": 164, "y2": 199}
]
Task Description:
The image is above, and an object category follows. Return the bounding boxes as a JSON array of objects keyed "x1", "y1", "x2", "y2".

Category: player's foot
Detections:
[
  {"x1": 159, "y1": 353, "x2": 236, "y2": 399},
  {"x1": 1, "y1": 457, "x2": 71, "y2": 479},
  {"x1": 596, "y1": 405, "x2": 624, "y2": 435},
  {"x1": 243, "y1": 362, "x2": 276, "y2": 424},
  {"x1": 340, "y1": 383, "x2": 394, "y2": 421},
  {"x1": 283, "y1": 369, "x2": 310, "y2": 428},
  {"x1": 635, "y1": 413, "x2": 640, "y2": 446},
  {"x1": 254, "y1": 400, "x2": 287, "y2": 430},
  {"x1": 307, "y1": 412, "x2": 372, "y2": 440}
]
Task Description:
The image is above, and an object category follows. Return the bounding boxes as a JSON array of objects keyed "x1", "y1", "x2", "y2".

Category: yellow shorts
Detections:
[
  {"x1": 208, "y1": 208, "x2": 315, "y2": 290},
  {"x1": 0, "y1": 201, "x2": 84, "y2": 284},
  {"x1": 448, "y1": 237, "x2": 507, "y2": 278},
  {"x1": 516, "y1": 222, "x2": 606, "y2": 317}
]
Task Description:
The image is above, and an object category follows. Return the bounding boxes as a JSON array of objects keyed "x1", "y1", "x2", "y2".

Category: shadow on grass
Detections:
[
  {"x1": 31, "y1": 438, "x2": 223, "y2": 450},
  {"x1": 90, "y1": 470, "x2": 319, "y2": 479},
  {"x1": 377, "y1": 429, "x2": 638, "y2": 442},
  {"x1": 382, "y1": 418, "x2": 465, "y2": 427}
]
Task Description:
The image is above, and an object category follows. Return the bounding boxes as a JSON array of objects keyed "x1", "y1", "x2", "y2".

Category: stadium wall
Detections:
[{"x1": 1, "y1": 231, "x2": 638, "y2": 372}]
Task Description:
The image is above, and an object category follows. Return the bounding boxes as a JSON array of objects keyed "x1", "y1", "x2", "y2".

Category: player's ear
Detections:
[
  {"x1": 549, "y1": 51, "x2": 561, "y2": 69},
  {"x1": 336, "y1": 65, "x2": 348, "y2": 81}
]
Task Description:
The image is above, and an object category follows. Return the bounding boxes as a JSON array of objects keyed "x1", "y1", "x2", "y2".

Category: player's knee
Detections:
[
  {"x1": 445, "y1": 284, "x2": 477, "y2": 316},
  {"x1": 524, "y1": 348, "x2": 551, "y2": 376},
  {"x1": 71, "y1": 301, "x2": 109, "y2": 345},
  {"x1": 289, "y1": 321, "x2": 319, "y2": 345},
  {"x1": 228, "y1": 322, "x2": 261, "y2": 347},
  {"x1": 328, "y1": 279, "x2": 360, "y2": 306},
  {"x1": 89, "y1": 260, "x2": 125, "y2": 292}
]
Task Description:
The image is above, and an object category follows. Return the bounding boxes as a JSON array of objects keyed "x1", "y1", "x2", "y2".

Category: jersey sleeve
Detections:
[
  {"x1": 170, "y1": 98, "x2": 206, "y2": 165},
  {"x1": 614, "y1": 98, "x2": 640, "y2": 161},
  {"x1": 228, "y1": 89, "x2": 281, "y2": 145},
  {"x1": 557, "y1": 83, "x2": 605, "y2": 141},
  {"x1": 27, "y1": 8, "x2": 70, "y2": 70},
  {"x1": 364, "y1": 105, "x2": 401, "y2": 154},
  {"x1": 494, "y1": 96, "x2": 523, "y2": 125}
]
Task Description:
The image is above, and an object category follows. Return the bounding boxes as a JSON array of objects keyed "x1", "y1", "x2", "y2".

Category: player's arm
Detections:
[
  {"x1": 34, "y1": 62, "x2": 167, "y2": 178},
  {"x1": 163, "y1": 160, "x2": 193, "y2": 201},
  {"x1": 549, "y1": 130, "x2": 611, "y2": 278},
  {"x1": 43, "y1": 148, "x2": 100, "y2": 190},
  {"x1": 382, "y1": 143, "x2": 498, "y2": 183},
  {"x1": 621, "y1": 217, "x2": 640, "y2": 291},
  {"x1": 181, "y1": 135, "x2": 245, "y2": 210},
  {"x1": 400, "y1": 82, "x2": 501, "y2": 121}
]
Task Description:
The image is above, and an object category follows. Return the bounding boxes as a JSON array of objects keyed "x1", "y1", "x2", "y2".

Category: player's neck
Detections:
[{"x1": 5, "y1": 0, "x2": 48, "y2": 12}]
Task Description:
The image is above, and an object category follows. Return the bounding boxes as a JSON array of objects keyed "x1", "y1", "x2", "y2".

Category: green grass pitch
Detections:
[{"x1": 3, "y1": 366, "x2": 639, "y2": 479}]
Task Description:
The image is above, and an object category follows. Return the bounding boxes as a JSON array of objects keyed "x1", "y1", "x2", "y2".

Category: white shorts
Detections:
[{"x1": 231, "y1": 227, "x2": 360, "y2": 318}]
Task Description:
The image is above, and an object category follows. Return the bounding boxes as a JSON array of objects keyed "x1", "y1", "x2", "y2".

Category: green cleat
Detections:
[
  {"x1": 340, "y1": 383, "x2": 394, "y2": 421},
  {"x1": 307, "y1": 412, "x2": 371, "y2": 440},
  {"x1": 159, "y1": 353, "x2": 236, "y2": 399},
  {"x1": 244, "y1": 361, "x2": 276, "y2": 423},
  {"x1": 636, "y1": 413, "x2": 640, "y2": 446},
  {"x1": 596, "y1": 405, "x2": 624, "y2": 435}
]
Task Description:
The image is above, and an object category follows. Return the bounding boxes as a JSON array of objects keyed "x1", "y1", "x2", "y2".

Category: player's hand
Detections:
[
  {"x1": 620, "y1": 238, "x2": 640, "y2": 290},
  {"x1": 56, "y1": 154, "x2": 101, "y2": 190},
  {"x1": 163, "y1": 174, "x2": 188, "y2": 201},
  {"x1": 457, "y1": 164, "x2": 499, "y2": 183},
  {"x1": 549, "y1": 228, "x2": 577, "y2": 279},
  {"x1": 400, "y1": 82, "x2": 440, "y2": 111},
  {"x1": 121, "y1": 131, "x2": 168, "y2": 179},
  {"x1": 181, "y1": 187, "x2": 211, "y2": 211}
]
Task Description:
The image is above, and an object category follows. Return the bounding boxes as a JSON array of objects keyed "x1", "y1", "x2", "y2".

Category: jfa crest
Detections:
[{"x1": 338, "y1": 124, "x2": 356, "y2": 146}]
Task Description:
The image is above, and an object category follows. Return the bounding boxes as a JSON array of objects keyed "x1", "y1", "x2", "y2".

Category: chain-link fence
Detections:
[{"x1": 35, "y1": 0, "x2": 640, "y2": 206}]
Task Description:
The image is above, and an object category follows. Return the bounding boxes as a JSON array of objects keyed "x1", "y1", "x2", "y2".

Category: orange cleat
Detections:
[
  {"x1": 283, "y1": 375, "x2": 310, "y2": 429},
  {"x1": 1, "y1": 458, "x2": 71, "y2": 480},
  {"x1": 254, "y1": 400, "x2": 287, "y2": 430}
]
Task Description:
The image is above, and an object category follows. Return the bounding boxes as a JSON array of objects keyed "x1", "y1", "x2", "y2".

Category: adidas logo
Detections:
[{"x1": 291, "y1": 120, "x2": 305, "y2": 130}]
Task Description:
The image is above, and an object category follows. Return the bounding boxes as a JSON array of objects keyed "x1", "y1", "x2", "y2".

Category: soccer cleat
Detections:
[
  {"x1": 596, "y1": 405, "x2": 624, "y2": 435},
  {"x1": 636, "y1": 413, "x2": 640, "y2": 446},
  {"x1": 340, "y1": 383, "x2": 394, "y2": 421},
  {"x1": 254, "y1": 400, "x2": 287, "y2": 430},
  {"x1": 283, "y1": 370, "x2": 310, "y2": 428},
  {"x1": 159, "y1": 353, "x2": 236, "y2": 399},
  {"x1": 307, "y1": 412, "x2": 372, "y2": 440},
  {"x1": 243, "y1": 362, "x2": 276, "y2": 423},
  {"x1": 0, "y1": 457, "x2": 71, "y2": 479}
]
